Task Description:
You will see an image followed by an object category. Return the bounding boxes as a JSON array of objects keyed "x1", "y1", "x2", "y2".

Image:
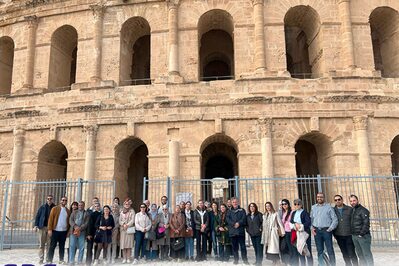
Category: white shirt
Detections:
[{"x1": 55, "y1": 207, "x2": 68, "y2": 231}]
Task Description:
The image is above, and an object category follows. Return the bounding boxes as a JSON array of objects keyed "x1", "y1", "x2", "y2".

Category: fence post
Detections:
[
  {"x1": 235, "y1": 176, "x2": 240, "y2": 200},
  {"x1": 317, "y1": 174, "x2": 322, "y2": 193},
  {"x1": 167, "y1": 177, "x2": 171, "y2": 209},
  {"x1": 142, "y1": 177, "x2": 147, "y2": 203},
  {"x1": 245, "y1": 179, "x2": 249, "y2": 210},
  {"x1": 0, "y1": 180, "x2": 10, "y2": 251},
  {"x1": 76, "y1": 177, "x2": 83, "y2": 202}
]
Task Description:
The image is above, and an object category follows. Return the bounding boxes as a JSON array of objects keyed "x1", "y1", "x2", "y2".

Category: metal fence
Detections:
[
  {"x1": 143, "y1": 175, "x2": 399, "y2": 247},
  {"x1": 0, "y1": 178, "x2": 115, "y2": 250}
]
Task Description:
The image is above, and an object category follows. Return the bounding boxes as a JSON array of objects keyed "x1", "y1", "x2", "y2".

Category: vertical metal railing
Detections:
[{"x1": 0, "y1": 178, "x2": 115, "y2": 250}]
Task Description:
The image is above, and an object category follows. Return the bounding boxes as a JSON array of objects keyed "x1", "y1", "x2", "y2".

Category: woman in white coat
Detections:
[{"x1": 261, "y1": 202, "x2": 285, "y2": 265}]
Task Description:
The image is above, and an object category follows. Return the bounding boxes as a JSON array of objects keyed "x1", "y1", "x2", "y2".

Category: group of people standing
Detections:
[{"x1": 34, "y1": 192, "x2": 374, "y2": 266}]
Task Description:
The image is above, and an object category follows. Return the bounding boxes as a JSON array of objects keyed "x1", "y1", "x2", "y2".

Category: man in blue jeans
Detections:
[
  {"x1": 69, "y1": 201, "x2": 90, "y2": 265},
  {"x1": 311, "y1": 192, "x2": 338, "y2": 266}
]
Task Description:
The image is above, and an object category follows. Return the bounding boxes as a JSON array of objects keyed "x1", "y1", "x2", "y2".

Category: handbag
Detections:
[
  {"x1": 275, "y1": 216, "x2": 284, "y2": 237},
  {"x1": 184, "y1": 227, "x2": 193, "y2": 237},
  {"x1": 126, "y1": 226, "x2": 136, "y2": 234},
  {"x1": 156, "y1": 226, "x2": 166, "y2": 239},
  {"x1": 171, "y1": 237, "x2": 185, "y2": 251}
]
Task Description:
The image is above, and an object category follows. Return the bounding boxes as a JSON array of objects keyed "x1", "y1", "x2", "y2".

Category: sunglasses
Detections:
[
  {"x1": 282, "y1": 203, "x2": 288, "y2": 206},
  {"x1": 61, "y1": 199, "x2": 67, "y2": 202},
  {"x1": 140, "y1": 206, "x2": 146, "y2": 209},
  {"x1": 334, "y1": 199, "x2": 342, "y2": 201},
  {"x1": 47, "y1": 198, "x2": 53, "y2": 200},
  {"x1": 294, "y1": 203, "x2": 301, "y2": 206}
]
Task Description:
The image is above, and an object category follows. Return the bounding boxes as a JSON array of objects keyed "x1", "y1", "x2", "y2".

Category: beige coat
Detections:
[
  {"x1": 261, "y1": 212, "x2": 285, "y2": 255},
  {"x1": 119, "y1": 209, "x2": 135, "y2": 249}
]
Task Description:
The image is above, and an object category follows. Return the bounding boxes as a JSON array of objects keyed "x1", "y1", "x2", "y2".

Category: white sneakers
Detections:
[{"x1": 132, "y1": 258, "x2": 138, "y2": 264}]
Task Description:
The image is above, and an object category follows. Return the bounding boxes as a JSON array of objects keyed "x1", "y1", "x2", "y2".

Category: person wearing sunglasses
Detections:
[
  {"x1": 34, "y1": 194, "x2": 56, "y2": 264},
  {"x1": 290, "y1": 198, "x2": 313, "y2": 265},
  {"x1": 333, "y1": 194, "x2": 358, "y2": 266},
  {"x1": 47, "y1": 196, "x2": 71, "y2": 264},
  {"x1": 133, "y1": 203, "x2": 152, "y2": 264}
]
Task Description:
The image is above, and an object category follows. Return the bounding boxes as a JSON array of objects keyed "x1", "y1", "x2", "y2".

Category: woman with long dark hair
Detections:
[
  {"x1": 93, "y1": 205, "x2": 115, "y2": 265},
  {"x1": 184, "y1": 201, "x2": 195, "y2": 261},
  {"x1": 261, "y1": 202, "x2": 285, "y2": 265},
  {"x1": 214, "y1": 203, "x2": 231, "y2": 262},
  {"x1": 246, "y1": 202, "x2": 263, "y2": 266},
  {"x1": 281, "y1": 199, "x2": 297, "y2": 265},
  {"x1": 209, "y1": 202, "x2": 219, "y2": 259}
]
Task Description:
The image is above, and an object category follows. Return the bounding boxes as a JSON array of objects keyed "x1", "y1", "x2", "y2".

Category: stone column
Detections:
[
  {"x1": 167, "y1": 1, "x2": 183, "y2": 82},
  {"x1": 353, "y1": 116, "x2": 374, "y2": 212},
  {"x1": 10, "y1": 127, "x2": 25, "y2": 182},
  {"x1": 252, "y1": 0, "x2": 267, "y2": 72},
  {"x1": 9, "y1": 127, "x2": 25, "y2": 220},
  {"x1": 259, "y1": 118, "x2": 276, "y2": 203},
  {"x1": 22, "y1": 16, "x2": 38, "y2": 89},
  {"x1": 84, "y1": 125, "x2": 98, "y2": 180},
  {"x1": 168, "y1": 140, "x2": 180, "y2": 179},
  {"x1": 338, "y1": 0, "x2": 356, "y2": 69},
  {"x1": 90, "y1": 5, "x2": 105, "y2": 82},
  {"x1": 353, "y1": 116, "x2": 372, "y2": 175},
  {"x1": 84, "y1": 125, "x2": 98, "y2": 200}
]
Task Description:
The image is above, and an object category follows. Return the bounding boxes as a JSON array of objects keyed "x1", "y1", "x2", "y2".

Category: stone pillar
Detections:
[
  {"x1": 22, "y1": 16, "x2": 38, "y2": 89},
  {"x1": 338, "y1": 0, "x2": 356, "y2": 69},
  {"x1": 252, "y1": 0, "x2": 267, "y2": 72},
  {"x1": 90, "y1": 5, "x2": 105, "y2": 82},
  {"x1": 353, "y1": 116, "x2": 372, "y2": 175},
  {"x1": 258, "y1": 118, "x2": 276, "y2": 203},
  {"x1": 9, "y1": 127, "x2": 25, "y2": 220},
  {"x1": 84, "y1": 125, "x2": 98, "y2": 200},
  {"x1": 353, "y1": 116, "x2": 374, "y2": 212},
  {"x1": 10, "y1": 127, "x2": 25, "y2": 182},
  {"x1": 168, "y1": 140, "x2": 180, "y2": 179},
  {"x1": 84, "y1": 125, "x2": 98, "y2": 180},
  {"x1": 166, "y1": 1, "x2": 183, "y2": 83}
]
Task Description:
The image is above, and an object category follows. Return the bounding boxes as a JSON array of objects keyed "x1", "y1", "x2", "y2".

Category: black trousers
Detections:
[
  {"x1": 335, "y1": 235, "x2": 358, "y2": 266},
  {"x1": 86, "y1": 238, "x2": 98, "y2": 265},
  {"x1": 231, "y1": 235, "x2": 248, "y2": 263},
  {"x1": 196, "y1": 232, "x2": 207, "y2": 260},
  {"x1": 47, "y1": 230, "x2": 67, "y2": 263}
]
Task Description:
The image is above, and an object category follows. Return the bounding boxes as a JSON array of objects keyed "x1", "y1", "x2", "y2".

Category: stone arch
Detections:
[
  {"x1": 198, "y1": 9, "x2": 234, "y2": 81},
  {"x1": 370, "y1": 7, "x2": 399, "y2": 78},
  {"x1": 200, "y1": 134, "x2": 238, "y2": 201},
  {"x1": 48, "y1": 25, "x2": 78, "y2": 89},
  {"x1": 114, "y1": 137, "x2": 148, "y2": 209},
  {"x1": 120, "y1": 17, "x2": 151, "y2": 86},
  {"x1": 284, "y1": 5, "x2": 322, "y2": 79},
  {"x1": 37, "y1": 140, "x2": 68, "y2": 181},
  {"x1": 294, "y1": 132, "x2": 333, "y2": 211},
  {"x1": 0, "y1": 36, "x2": 14, "y2": 95}
]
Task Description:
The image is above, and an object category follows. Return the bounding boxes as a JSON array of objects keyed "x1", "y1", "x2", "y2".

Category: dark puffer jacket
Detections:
[
  {"x1": 350, "y1": 204, "x2": 370, "y2": 236},
  {"x1": 227, "y1": 206, "x2": 246, "y2": 237}
]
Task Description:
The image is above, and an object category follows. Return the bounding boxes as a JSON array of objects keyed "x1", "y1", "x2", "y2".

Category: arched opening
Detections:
[
  {"x1": 295, "y1": 133, "x2": 333, "y2": 211},
  {"x1": 0, "y1": 36, "x2": 14, "y2": 95},
  {"x1": 391, "y1": 135, "x2": 399, "y2": 214},
  {"x1": 48, "y1": 25, "x2": 78, "y2": 89},
  {"x1": 284, "y1": 5, "x2": 322, "y2": 79},
  {"x1": 200, "y1": 134, "x2": 238, "y2": 202},
  {"x1": 114, "y1": 138, "x2": 148, "y2": 210},
  {"x1": 370, "y1": 7, "x2": 399, "y2": 78},
  {"x1": 120, "y1": 17, "x2": 151, "y2": 86},
  {"x1": 36, "y1": 141, "x2": 68, "y2": 202},
  {"x1": 198, "y1": 10, "x2": 234, "y2": 81}
]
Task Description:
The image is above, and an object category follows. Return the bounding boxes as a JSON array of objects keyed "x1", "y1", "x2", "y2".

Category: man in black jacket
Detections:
[
  {"x1": 227, "y1": 197, "x2": 248, "y2": 265},
  {"x1": 350, "y1": 194, "x2": 373, "y2": 266},
  {"x1": 86, "y1": 202, "x2": 101, "y2": 265},
  {"x1": 193, "y1": 199, "x2": 209, "y2": 261},
  {"x1": 34, "y1": 194, "x2": 55, "y2": 264},
  {"x1": 333, "y1": 194, "x2": 358, "y2": 266}
]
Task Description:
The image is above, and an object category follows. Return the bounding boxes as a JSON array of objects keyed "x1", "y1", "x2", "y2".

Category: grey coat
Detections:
[{"x1": 69, "y1": 209, "x2": 90, "y2": 234}]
